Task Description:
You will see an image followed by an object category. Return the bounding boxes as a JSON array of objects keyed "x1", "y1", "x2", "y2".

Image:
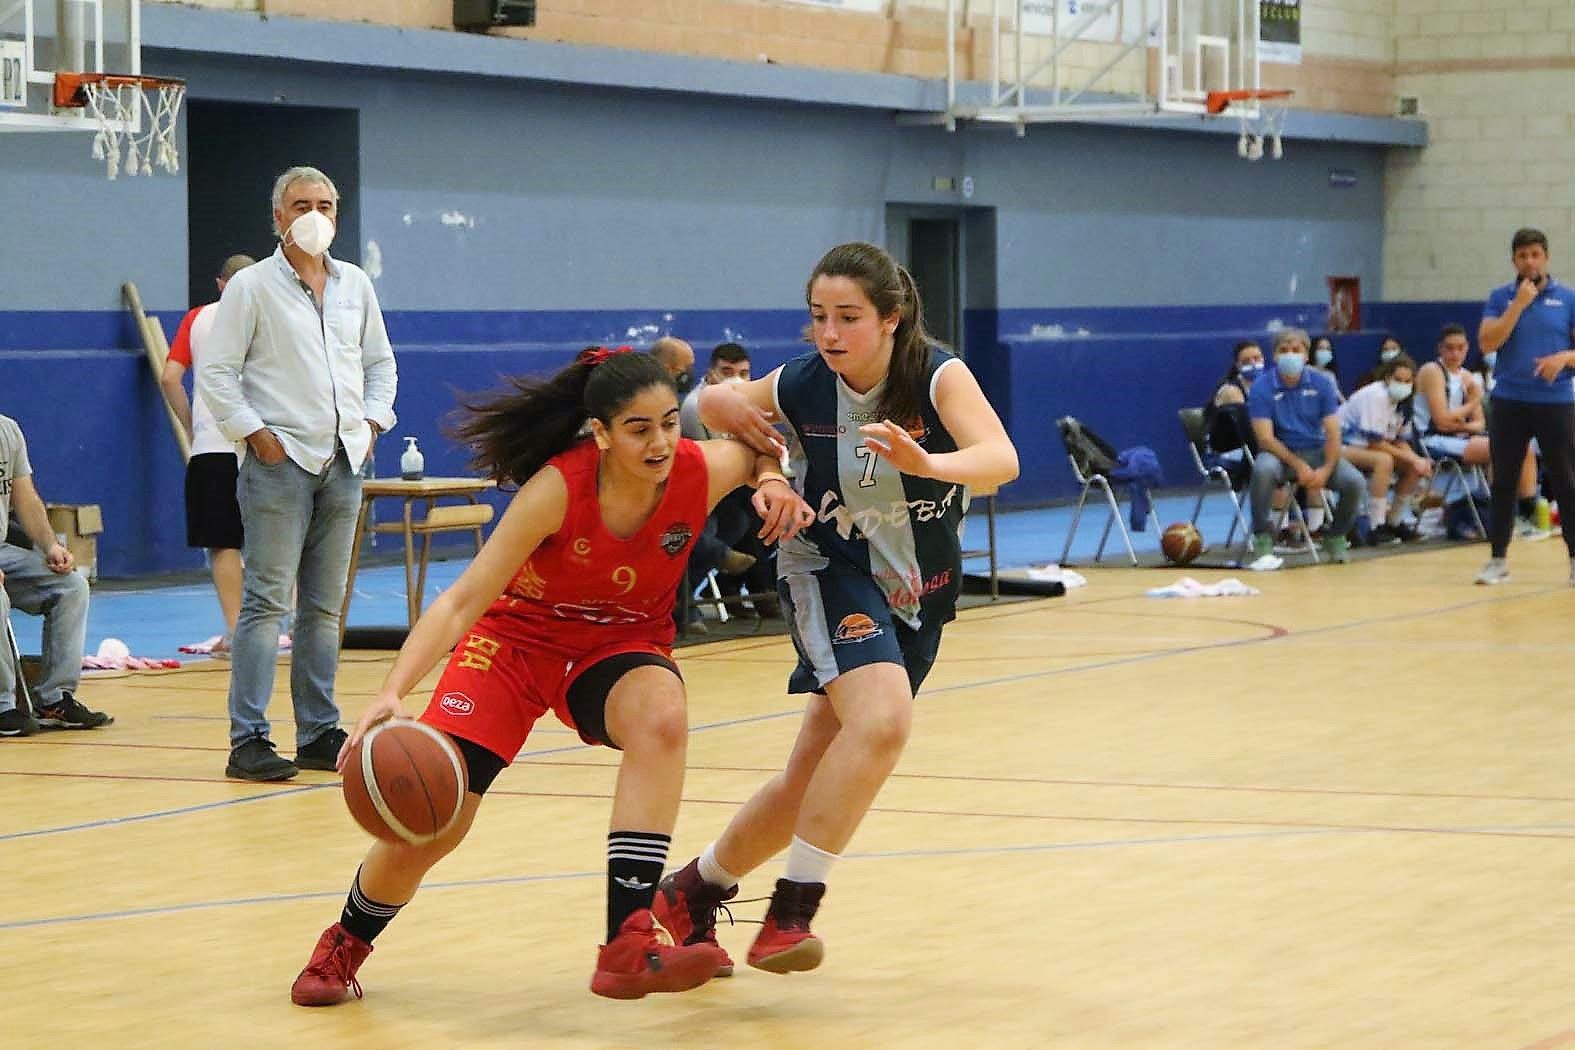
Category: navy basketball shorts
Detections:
[{"x1": 779, "y1": 567, "x2": 949, "y2": 697}]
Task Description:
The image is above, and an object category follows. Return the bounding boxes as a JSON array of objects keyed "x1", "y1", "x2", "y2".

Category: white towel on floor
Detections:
[
  {"x1": 1024, "y1": 564, "x2": 1087, "y2": 589},
  {"x1": 1146, "y1": 577, "x2": 1260, "y2": 598}
]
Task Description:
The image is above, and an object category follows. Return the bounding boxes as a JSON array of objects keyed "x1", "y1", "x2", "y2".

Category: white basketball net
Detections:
[
  {"x1": 1231, "y1": 97, "x2": 1289, "y2": 162},
  {"x1": 80, "y1": 78, "x2": 185, "y2": 180}
]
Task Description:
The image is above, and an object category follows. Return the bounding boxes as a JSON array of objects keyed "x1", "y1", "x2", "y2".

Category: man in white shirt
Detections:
[
  {"x1": 160, "y1": 253, "x2": 255, "y2": 655},
  {"x1": 199, "y1": 166, "x2": 398, "y2": 781}
]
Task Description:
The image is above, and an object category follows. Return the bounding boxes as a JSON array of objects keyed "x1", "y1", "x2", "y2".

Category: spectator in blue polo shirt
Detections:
[
  {"x1": 1475, "y1": 227, "x2": 1575, "y2": 586},
  {"x1": 1246, "y1": 328, "x2": 1366, "y2": 564}
]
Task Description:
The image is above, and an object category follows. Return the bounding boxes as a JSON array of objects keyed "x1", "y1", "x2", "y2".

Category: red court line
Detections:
[{"x1": 1515, "y1": 1030, "x2": 1575, "y2": 1050}]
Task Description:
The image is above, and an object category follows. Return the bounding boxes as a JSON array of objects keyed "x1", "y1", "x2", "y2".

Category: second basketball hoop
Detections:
[{"x1": 1206, "y1": 88, "x2": 1293, "y2": 162}]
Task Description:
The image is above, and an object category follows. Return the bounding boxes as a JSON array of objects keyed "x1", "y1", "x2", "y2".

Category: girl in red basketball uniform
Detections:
[{"x1": 289, "y1": 349, "x2": 813, "y2": 1005}]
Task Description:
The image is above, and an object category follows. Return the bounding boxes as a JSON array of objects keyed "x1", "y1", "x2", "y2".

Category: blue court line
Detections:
[
  {"x1": 2, "y1": 584, "x2": 1560, "y2": 845},
  {"x1": 0, "y1": 783, "x2": 328, "y2": 842},
  {"x1": 4, "y1": 820, "x2": 1570, "y2": 933}
]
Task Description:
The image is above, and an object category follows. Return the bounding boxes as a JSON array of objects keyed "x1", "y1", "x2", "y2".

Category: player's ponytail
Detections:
[
  {"x1": 806, "y1": 241, "x2": 935, "y2": 429},
  {"x1": 451, "y1": 347, "x2": 676, "y2": 487}
]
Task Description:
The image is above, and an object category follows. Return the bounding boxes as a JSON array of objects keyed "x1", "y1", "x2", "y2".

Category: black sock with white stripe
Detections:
[
  {"x1": 607, "y1": 830, "x2": 671, "y2": 943},
  {"x1": 339, "y1": 868, "x2": 404, "y2": 945}
]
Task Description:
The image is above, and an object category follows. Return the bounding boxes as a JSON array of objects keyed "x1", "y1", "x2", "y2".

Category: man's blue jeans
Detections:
[{"x1": 227, "y1": 448, "x2": 361, "y2": 749}]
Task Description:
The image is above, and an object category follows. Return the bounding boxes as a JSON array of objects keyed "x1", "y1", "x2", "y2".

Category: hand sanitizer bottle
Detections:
[{"x1": 400, "y1": 436, "x2": 425, "y2": 481}]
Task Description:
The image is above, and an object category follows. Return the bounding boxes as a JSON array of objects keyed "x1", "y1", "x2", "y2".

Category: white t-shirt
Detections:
[
  {"x1": 189, "y1": 304, "x2": 240, "y2": 458},
  {"x1": 1338, "y1": 381, "x2": 1408, "y2": 446}
]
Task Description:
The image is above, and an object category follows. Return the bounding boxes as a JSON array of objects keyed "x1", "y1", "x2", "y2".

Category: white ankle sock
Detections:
[
  {"x1": 782, "y1": 836, "x2": 839, "y2": 884},
  {"x1": 698, "y1": 841, "x2": 740, "y2": 890},
  {"x1": 1368, "y1": 496, "x2": 1388, "y2": 523},
  {"x1": 1305, "y1": 507, "x2": 1325, "y2": 530}
]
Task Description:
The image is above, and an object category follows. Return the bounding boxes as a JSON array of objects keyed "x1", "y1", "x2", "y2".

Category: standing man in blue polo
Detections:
[
  {"x1": 1475, "y1": 227, "x2": 1575, "y2": 585},
  {"x1": 1246, "y1": 328, "x2": 1366, "y2": 565},
  {"x1": 200, "y1": 166, "x2": 398, "y2": 780}
]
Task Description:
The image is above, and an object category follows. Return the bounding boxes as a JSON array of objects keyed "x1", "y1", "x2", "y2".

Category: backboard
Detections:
[{"x1": 0, "y1": 0, "x2": 141, "y2": 133}]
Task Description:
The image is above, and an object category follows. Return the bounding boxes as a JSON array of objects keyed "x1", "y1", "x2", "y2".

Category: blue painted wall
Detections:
[{"x1": 0, "y1": 23, "x2": 1413, "y2": 577}]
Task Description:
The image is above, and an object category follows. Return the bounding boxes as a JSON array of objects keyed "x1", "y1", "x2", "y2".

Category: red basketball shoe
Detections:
[
  {"x1": 591, "y1": 909, "x2": 726, "y2": 1000},
  {"x1": 652, "y1": 858, "x2": 738, "y2": 976},
  {"x1": 747, "y1": 879, "x2": 826, "y2": 974},
  {"x1": 290, "y1": 923, "x2": 373, "y2": 1006}
]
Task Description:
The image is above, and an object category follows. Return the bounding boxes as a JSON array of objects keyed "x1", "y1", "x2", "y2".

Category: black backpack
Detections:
[{"x1": 1056, "y1": 417, "x2": 1119, "y2": 478}]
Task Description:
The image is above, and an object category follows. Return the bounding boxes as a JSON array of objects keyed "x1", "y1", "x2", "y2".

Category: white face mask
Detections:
[
  {"x1": 1380, "y1": 347, "x2": 1401, "y2": 363},
  {"x1": 1386, "y1": 380, "x2": 1413, "y2": 403},
  {"x1": 720, "y1": 375, "x2": 748, "y2": 385},
  {"x1": 286, "y1": 210, "x2": 336, "y2": 257}
]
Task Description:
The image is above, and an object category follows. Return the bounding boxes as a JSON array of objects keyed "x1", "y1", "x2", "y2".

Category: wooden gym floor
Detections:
[{"x1": 2, "y1": 539, "x2": 1571, "y2": 1049}]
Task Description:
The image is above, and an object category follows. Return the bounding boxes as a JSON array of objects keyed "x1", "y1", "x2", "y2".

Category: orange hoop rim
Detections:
[
  {"x1": 1205, "y1": 88, "x2": 1293, "y2": 116},
  {"x1": 53, "y1": 71, "x2": 186, "y2": 109}
]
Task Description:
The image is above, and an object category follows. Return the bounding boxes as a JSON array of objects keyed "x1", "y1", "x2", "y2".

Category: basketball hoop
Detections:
[
  {"x1": 1205, "y1": 89, "x2": 1292, "y2": 162},
  {"x1": 53, "y1": 72, "x2": 185, "y2": 180}
]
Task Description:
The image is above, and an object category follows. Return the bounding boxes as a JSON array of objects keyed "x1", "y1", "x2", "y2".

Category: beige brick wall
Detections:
[
  {"x1": 152, "y1": 0, "x2": 1395, "y2": 117},
  {"x1": 1386, "y1": 0, "x2": 1575, "y2": 301}
]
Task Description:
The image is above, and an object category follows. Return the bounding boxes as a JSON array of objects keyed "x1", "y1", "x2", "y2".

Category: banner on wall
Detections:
[
  {"x1": 1020, "y1": 0, "x2": 1146, "y2": 44},
  {"x1": 1259, "y1": 0, "x2": 1301, "y2": 65},
  {"x1": 778, "y1": 0, "x2": 887, "y2": 12}
]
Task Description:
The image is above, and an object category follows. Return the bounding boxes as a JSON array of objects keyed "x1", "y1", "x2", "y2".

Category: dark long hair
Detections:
[
  {"x1": 807, "y1": 242, "x2": 935, "y2": 427},
  {"x1": 450, "y1": 348, "x2": 677, "y2": 486}
]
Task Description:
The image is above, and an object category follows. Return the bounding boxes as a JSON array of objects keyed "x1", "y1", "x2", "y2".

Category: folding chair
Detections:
[
  {"x1": 1178, "y1": 408, "x2": 1251, "y2": 549},
  {"x1": 1416, "y1": 439, "x2": 1487, "y2": 537},
  {"x1": 1270, "y1": 483, "x2": 1330, "y2": 562},
  {"x1": 960, "y1": 488, "x2": 999, "y2": 600},
  {"x1": 3, "y1": 613, "x2": 35, "y2": 718},
  {"x1": 1056, "y1": 417, "x2": 1158, "y2": 567}
]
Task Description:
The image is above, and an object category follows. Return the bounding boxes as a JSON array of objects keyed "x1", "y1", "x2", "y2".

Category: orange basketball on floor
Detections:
[
  {"x1": 342, "y1": 720, "x2": 468, "y2": 845},
  {"x1": 1161, "y1": 522, "x2": 1204, "y2": 565}
]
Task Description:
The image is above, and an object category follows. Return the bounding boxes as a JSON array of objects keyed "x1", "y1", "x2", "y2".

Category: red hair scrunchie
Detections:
[{"x1": 577, "y1": 345, "x2": 634, "y2": 367}]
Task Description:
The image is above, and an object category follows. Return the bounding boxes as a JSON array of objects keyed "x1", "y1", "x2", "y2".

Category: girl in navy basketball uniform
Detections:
[
  {"x1": 653, "y1": 242, "x2": 1019, "y2": 974},
  {"x1": 289, "y1": 349, "x2": 813, "y2": 1004}
]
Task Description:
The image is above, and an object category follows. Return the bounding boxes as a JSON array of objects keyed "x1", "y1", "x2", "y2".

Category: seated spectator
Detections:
[
  {"x1": 1246, "y1": 328, "x2": 1366, "y2": 564},
  {"x1": 1310, "y1": 335, "x2": 1346, "y2": 401},
  {"x1": 679, "y1": 342, "x2": 779, "y2": 622},
  {"x1": 0, "y1": 414, "x2": 112, "y2": 737},
  {"x1": 649, "y1": 336, "x2": 695, "y2": 396},
  {"x1": 1355, "y1": 334, "x2": 1404, "y2": 390},
  {"x1": 1415, "y1": 323, "x2": 1539, "y2": 534},
  {"x1": 1202, "y1": 340, "x2": 1263, "y2": 487},
  {"x1": 1338, "y1": 353, "x2": 1432, "y2": 543}
]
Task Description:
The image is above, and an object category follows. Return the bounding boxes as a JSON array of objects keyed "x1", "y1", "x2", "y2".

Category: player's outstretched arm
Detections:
[
  {"x1": 698, "y1": 368, "x2": 784, "y2": 455},
  {"x1": 341, "y1": 467, "x2": 569, "y2": 767},
  {"x1": 698, "y1": 439, "x2": 814, "y2": 544},
  {"x1": 860, "y1": 361, "x2": 1019, "y2": 491}
]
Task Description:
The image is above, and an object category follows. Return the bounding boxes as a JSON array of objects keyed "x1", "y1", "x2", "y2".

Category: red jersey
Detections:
[{"x1": 481, "y1": 437, "x2": 709, "y2": 658}]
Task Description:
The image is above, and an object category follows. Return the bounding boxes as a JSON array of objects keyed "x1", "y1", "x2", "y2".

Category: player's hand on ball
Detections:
[
  {"x1": 339, "y1": 694, "x2": 404, "y2": 772},
  {"x1": 859, "y1": 421, "x2": 932, "y2": 477}
]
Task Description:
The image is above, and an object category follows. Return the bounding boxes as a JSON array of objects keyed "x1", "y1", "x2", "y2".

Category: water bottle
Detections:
[
  {"x1": 1534, "y1": 497, "x2": 1552, "y2": 533},
  {"x1": 400, "y1": 436, "x2": 425, "y2": 481}
]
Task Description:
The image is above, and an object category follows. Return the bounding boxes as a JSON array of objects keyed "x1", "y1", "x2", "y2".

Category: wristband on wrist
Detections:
[{"x1": 754, "y1": 470, "x2": 789, "y2": 488}]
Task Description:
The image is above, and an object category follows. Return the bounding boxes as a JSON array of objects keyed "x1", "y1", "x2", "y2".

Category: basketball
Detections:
[
  {"x1": 1161, "y1": 522, "x2": 1204, "y2": 565},
  {"x1": 342, "y1": 720, "x2": 468, "y2": 845}
]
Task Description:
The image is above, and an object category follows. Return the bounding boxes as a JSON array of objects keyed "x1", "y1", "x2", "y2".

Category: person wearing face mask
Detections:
[
  {"x1": 1355, "y1": 336, "x2": 1405, "y2": 391},
  {"x1": 1245, "y1": 328, "x2": 1367, "y2": 563},
  {"x1": 1473, "y1": 226, "x2": 1575, "y2": 585},
  {"x1": 678, "y1": 342, "x2": 779, "y2": 623},
  {"x1": 1202, "y1": 340, "x2": 1264, "y2": 487},
  {"x1": 1309, "y1": 336, "x2": 1347, "y2": 403},
  {"x1": 1338, "y1": 354, "x2": 1432, "y2": 544},
  {"x1": 198, "y1": 165, "x2": 399, "y2": 781},
  {"x1": 649, "y1": 336, "x2": 696, "y2": 397}
]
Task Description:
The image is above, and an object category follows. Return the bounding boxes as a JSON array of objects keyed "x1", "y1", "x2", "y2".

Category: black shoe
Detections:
[
  {"x1": 295, "y1": 727, "x2": 348, "y2": 771},
  {"x1": 1369, "y1": 525, "x2": 1404, "y2": 546},
  {"x1": 0, "y1": 707, "x2": 39, "y2": 737},
  {"x1": 226, "y1": 736, "x2": 299, "y2": 781},
  {"x1": 1390, "y1": 521, "x2": 1423, "y2": 543},
  {"x1": 34, "y1": 691, "x2": 112, "y2": 730}
]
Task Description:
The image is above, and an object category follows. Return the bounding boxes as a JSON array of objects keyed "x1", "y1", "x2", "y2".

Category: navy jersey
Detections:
[{"x1": 771, "y1": 347, "x2": 967, "y2": 628}]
